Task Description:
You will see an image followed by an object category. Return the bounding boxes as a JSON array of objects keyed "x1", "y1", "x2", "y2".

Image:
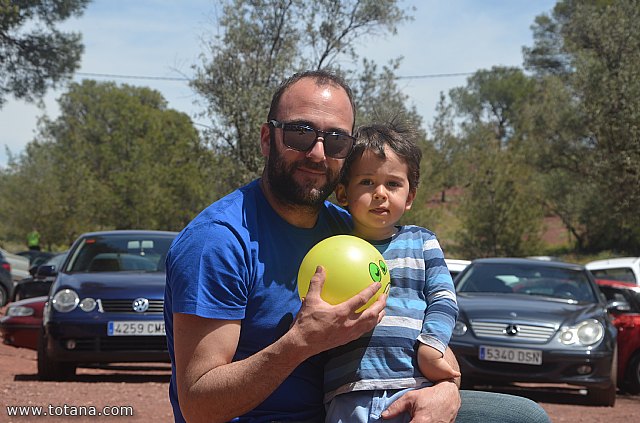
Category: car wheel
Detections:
[
  {"x1": 37, "y1": 329, "x2": 76, "y2": 381},
  {"x1": 622, "y1": 353, "x2": 640, "y2": 395},
  {"x1": 0, "y1": 285, "x2": 7, "y2": 306}
]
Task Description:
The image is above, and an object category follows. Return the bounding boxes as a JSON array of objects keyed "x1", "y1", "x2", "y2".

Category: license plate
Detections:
[
  {"x1": 107, "y1": 321, "x2": 166, "y2": 336},
  {"x1": 479, "y1": 345, "x2": 542, "y2": 365}
]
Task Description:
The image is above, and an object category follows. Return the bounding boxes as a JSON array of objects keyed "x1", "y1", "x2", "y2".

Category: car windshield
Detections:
[
  {"x1": 65, "y1": 234, "x2": 175, "y2": 273},
  {"x1": 457, "y1": 262, "x2": 598, "y2": 303}
]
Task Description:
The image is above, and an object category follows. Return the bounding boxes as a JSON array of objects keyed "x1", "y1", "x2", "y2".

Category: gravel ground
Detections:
[{"x1": 1, "y1": 340, "x2": 639, "y2": 422}]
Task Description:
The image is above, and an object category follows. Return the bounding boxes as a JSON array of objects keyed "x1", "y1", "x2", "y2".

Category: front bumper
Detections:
[
  {"x1": 44, "y1": 320, "x2": 169, "y2": 364},
  {"x1": 451, "y1": 340, "x2": 615, "y2": 389}
]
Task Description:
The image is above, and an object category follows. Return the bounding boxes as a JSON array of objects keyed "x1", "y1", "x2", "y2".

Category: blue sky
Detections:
[{"x1": 0, "y1": 0, "x2": 557, "y2": 167}]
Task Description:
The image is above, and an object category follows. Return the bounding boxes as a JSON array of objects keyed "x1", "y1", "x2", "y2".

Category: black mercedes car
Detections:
[
  {"x1": 38, "y1": 230, "x2": 177, "y2": 380},
  {"x1": 451, "y1": 258, "x2": 618, "y2": 406}
]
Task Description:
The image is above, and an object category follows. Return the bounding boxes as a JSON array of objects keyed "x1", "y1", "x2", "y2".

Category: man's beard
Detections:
[{"x1": 266, "y1": 143, "x2": 341, "y2": 208}]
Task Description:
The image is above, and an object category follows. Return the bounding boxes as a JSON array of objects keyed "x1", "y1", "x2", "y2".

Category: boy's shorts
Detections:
[{"x1": 325, "y1": 387, "x2": 417, "y2": 423}]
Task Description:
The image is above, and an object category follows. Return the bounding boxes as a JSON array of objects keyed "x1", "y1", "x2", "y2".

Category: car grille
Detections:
[
  {"x1": 470, "y1": 320, "x2": 557, "y2": 343},
  {"x1": 100, "y1": 299, "x2": 164, "y2": 314},
  {"x1": 66, "y1": 336, "x2": 168, "y2": 352}
]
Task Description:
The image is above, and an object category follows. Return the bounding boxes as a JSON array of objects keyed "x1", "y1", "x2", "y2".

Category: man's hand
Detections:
[
  {"x1": 288, "y1": 266, "x2": 386, "y2": 358},
  {"x1": 381, "y1": 380, "x2": 460, "y2": 423},
  {"x1": 383, "y1": 348, "x2": 462, "y2": 422}
]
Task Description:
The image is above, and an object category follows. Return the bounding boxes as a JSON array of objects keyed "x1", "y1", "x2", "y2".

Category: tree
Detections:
[
  {"x1": 451, "y1": 120, "x2": 542, "y2": 258},
  {"x1": 191, "y1": 0, "x2": 415, "y2": 191},
  {"x1": 449, "y1": 67, "x2": 536, "y2": 148},
  {"x1": 431, "y1": 67, "x2": 543, "y2": 257},
  {"x1": 0, "y1": 0, "x2": 89, "y2": 108},
  {"x1": 0, "y1": 81, "x2": 211, "y2": 246},
  {"x1": 524, "y1": 0, "x2": 640, "y2": 252}
]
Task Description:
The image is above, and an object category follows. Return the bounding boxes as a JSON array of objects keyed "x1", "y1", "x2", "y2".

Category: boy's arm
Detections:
[
  {"x1": 419, "y1": 236, "x2": 459, "y2": 366},
  {"x1": 417, "y1": 343, "x2": 461, "y2": 382}
]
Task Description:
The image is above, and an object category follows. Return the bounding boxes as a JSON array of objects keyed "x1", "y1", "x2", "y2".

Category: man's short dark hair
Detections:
[
  {"x1": 342, "y1": 115, "x2": 422, "y2": 191},
  {"x1": 267, "y1": 70, "x2": 356, "y2": 132}
]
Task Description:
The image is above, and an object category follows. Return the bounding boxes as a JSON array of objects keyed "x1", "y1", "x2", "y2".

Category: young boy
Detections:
[{"x1": 324, "y1": 119, "x2": 460, "y2": 422}]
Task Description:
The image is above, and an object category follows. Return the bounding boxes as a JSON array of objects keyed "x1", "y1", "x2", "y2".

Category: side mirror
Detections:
[
  {"x1": 607, "y1": 299, "x2": 631, "y2": 312},
  {"x1": 36, "y1": 265, "x2": 57, "y2": 278}
]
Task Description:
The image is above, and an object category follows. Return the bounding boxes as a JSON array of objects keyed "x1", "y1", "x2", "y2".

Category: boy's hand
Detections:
[{"x1": 422, "y1": 356, "x2": 462, "y2": 381}]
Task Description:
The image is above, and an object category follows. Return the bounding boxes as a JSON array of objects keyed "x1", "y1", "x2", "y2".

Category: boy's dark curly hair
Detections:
[{"x1": 341, "y1": 115, "x2": 422, "y2": 191}]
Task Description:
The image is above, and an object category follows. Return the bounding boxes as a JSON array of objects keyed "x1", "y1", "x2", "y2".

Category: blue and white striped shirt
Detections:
[{"x1": 324, "y1": 225, "x2": 458, "y2": 402}]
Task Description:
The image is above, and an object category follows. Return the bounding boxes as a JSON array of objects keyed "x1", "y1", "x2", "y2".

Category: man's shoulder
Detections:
[
  {"x1": 171, "y1": 181, "x2": 262, "y2": 249},
  {"x1": 193, "y1": 180, "x2": 261, "y2": 225}
]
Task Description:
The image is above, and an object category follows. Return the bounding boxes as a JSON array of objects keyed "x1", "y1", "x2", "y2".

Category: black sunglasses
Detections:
[{"x1": 268, "y1": 120, "x2": 355, "y2": 159}]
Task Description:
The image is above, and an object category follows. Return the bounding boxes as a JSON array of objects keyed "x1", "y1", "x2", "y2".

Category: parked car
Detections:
[
  {"x1": 596, "y1": 278, "x2": 640, "y2": 394},
  {"x1": 0, "y1": 296, "x2": 47, "y2": 349},
  {"x1": 586, "y1": 257, "x2": 640, "y2": 285},
  {"x1": 445, "y1": 258, "x2": 471, "y2": 280},
  {"x1": 38, "y1": 230, "x2": 177, "y2": 381},
  {"x1": 450, "y1": 258, "x2": 618, "y2": 406},
  {"x1": 0, "y1": 252, "x2": 12, "y2": 306},
  {"x1": 12, "y1": 252, "x2": 68, "y2": 302},
  {"x1": 17, "y1": 250, "x2": 55, "y2": 268},
  {"x1": 0, "y1": 247, "x2": 31, "y2": 282}
]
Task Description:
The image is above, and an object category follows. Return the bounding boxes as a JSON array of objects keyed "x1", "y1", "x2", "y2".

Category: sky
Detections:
[{"x1": 0, "y1": 0, "x2": 558, "y2": 168}]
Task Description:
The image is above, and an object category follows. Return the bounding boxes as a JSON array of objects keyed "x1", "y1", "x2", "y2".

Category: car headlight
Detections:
[
  {"x1": 559, "y1": 319, "x2": 604, "y2": 346},
  {"x1": 79, "y1": 297, "x2": 97, "y2": 312},
  {"x1": 453, "y1": 321, "x2": 468, "y2": 336},
  {"x1": 52, "y1": 289, "x2": 79, "y2": 313},
  {"x1": 7, "y1": 305, "x2": 35, "y2": 317}
]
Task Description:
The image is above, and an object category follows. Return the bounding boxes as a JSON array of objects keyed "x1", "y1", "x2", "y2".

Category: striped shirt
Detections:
[{"x1": 324, "y1": 225, "x2": 458, "y2": 402}]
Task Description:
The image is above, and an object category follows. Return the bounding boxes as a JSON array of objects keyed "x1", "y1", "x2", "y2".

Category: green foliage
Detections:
[
  {"x1": 452, "y1": 124, "x2": 543, "y2": 258},
  {"x1": 431, "y1": 67, "x2": 544, "y2": 257},
  {"x1": 4, "y1": 0, "x2": 638, "y2": 259},
  {"x1": 449, "y1": 67, "x2": 536, "y2": 146},
  {"x1": 191, "y1": 0, "x2": 415, "y2": 193},
  {"x1": 524, "y1": 0, "x2": 640, "y2": 253},
  {"x1": 0, "y1": 0, "x2": 89, "y2": 107},
  {"x1": 0, "y1": 81, "x2": 211, "y2": 246}
]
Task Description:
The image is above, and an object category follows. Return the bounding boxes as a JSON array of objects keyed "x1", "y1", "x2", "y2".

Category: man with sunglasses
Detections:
[{"x1": 164, "y1": 70, "x2": 549, "y2": 423}]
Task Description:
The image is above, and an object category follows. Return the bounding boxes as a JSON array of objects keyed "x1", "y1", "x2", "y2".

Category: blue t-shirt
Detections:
[{"x1": 164, "y1": 179, "x2": 352, "y2": 422}]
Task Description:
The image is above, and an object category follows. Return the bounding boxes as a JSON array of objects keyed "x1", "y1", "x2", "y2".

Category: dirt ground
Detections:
[{"x1": 1, "y1": 341, "x2": 639, "y2": 422}]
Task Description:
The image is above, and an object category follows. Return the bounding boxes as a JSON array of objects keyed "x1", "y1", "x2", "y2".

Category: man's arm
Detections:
[
  {"x1": 174, "y1": 267, "x2": 386, "y2": 423},
  {"x1": 382, "y1": 347, "x2": 461, "y2": 422}
]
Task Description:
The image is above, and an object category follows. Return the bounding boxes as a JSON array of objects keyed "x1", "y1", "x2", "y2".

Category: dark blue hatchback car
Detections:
[{"x1": 38, "y1": 230, "x2": 177, "y2": 380}]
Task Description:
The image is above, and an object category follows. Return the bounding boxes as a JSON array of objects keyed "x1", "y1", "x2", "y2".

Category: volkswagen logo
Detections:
[
  {"x1": 504, "y1": 324, "x2": 519, "y2": 336},
  {"x1": 132, "y1": 298, "x2": 149, "y2": 313}
]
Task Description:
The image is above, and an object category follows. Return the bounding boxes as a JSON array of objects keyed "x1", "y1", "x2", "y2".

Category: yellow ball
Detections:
[{"x1": 297, "y1": 235, "x2": 391, "y2": 312}]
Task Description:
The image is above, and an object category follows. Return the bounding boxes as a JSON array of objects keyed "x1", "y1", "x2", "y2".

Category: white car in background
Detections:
[
  {"x1": 445, "y1": 258, "x2": 471, "y2": 280},
  {"x1": 586, "y1": 257, "x2": 640, "y2": 285},
  {"x1": 0, "y1": 248, "x2": 30, "y2": 282}
]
